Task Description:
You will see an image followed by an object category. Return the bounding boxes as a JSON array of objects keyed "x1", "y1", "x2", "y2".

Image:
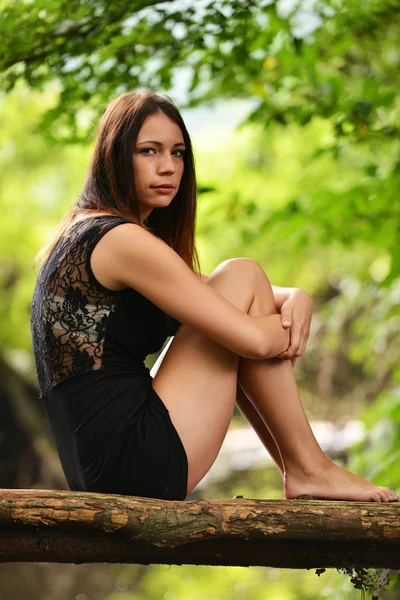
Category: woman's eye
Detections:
[
  {"x1": 141, "y1": 148, "x2": 156, "y2": 155},
  {"x1": 140, "y1": 148, "x2": 185, "y2": 157}
]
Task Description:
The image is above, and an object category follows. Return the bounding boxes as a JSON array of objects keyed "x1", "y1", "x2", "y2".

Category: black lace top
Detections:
[{"x1": 30, "y1": 215, "x2": 181, "y2": 400}]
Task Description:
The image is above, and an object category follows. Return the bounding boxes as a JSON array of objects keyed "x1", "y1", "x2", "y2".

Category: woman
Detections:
[{"x1": 30, "y1": 90, "x2": 398, "y2": 503}]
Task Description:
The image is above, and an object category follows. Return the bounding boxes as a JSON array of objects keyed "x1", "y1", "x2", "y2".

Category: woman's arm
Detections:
[{"x1": 93, "y1": 225, "x2": 289, "y2": 360}]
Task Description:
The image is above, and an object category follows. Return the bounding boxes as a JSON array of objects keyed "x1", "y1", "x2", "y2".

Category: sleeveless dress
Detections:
[{"x1": 30, "y1": 215, "x2": 188, "y2": 501}]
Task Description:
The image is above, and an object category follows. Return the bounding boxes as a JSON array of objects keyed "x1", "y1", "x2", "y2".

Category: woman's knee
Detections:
[
  {"x1": 210, "y1": 257, "x2": 270, "y2": 288},
  {"x1": 214, "y1": 258, "x2": 275, "y2": 317}
]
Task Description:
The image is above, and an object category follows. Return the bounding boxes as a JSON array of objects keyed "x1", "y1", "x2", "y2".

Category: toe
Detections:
[
  {"x1": 383, "y1": 487, "x2": 397, "y2": 502},
  {"x1": 377, "y1": 488, "x2": 390, "y2": 502},
  {"x1": 381, "y1": 488, "x2": 395, "y2": 502},
  {"x1": 370, "y1": 491, "x2": 382, "y2": 502},
  {"x1": 386, "y1": 489, "x2": 395, "y2": 501}
]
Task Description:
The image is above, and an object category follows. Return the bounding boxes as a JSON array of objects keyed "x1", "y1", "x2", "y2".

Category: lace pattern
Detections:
[{"x1": 30, "y1": 218, "x2": 126, "y2": 399}]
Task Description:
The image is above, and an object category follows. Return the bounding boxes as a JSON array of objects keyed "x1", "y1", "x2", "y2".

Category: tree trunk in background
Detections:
[{"x1": 0, "y1": 350, "x2": 66, "y2": 490}]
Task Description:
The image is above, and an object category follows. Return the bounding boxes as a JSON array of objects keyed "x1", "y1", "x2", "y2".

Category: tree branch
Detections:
[{"x1": 0, "y1": 489, "x2": 399, "y2": 568}]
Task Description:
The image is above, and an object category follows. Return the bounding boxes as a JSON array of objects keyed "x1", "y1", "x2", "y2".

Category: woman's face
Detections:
[{"x1": 133, "y1": 111, "x2": 186, "y2": 221}]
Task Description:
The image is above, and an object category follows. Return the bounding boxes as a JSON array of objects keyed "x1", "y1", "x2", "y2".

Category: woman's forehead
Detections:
[{"x1": 138, "y1": 113, "x2": 184, "y2": 143}]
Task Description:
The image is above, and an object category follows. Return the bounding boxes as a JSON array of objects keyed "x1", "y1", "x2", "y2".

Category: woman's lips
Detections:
[{"x1": 152, "y1": 186, "x2": 174, "y2": 193}]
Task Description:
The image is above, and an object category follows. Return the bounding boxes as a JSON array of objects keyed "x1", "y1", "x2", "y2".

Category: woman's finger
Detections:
[
  {"x1": 297, "y1": 339, "x2": 306, "y2": 356},
  {"x1": 286, "y1": 327, "x2": 302, "y2": 356},
  {"x1": 298, "y1": 329, "x2": 310, "y2": 356}
]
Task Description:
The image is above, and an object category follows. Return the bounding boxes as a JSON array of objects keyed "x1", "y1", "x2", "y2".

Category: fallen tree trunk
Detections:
[{"x1": 0, "y1": 489, "x2": 399, "y2": 569}]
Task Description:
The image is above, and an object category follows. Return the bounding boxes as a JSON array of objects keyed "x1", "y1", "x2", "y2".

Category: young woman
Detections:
[{"x1": 30, "y1": 90, "x2": 398, "y2": 503}]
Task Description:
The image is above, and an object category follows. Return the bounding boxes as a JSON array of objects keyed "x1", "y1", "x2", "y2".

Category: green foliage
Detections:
[
  {"x1": 0, "y1": 85, "x2": 92, "y2": 360},
  {"x1": 348, "y1": 387, "x2": 400, "y2": 490},
  {"x1": 1, "y1": 0, "x2": 399, "y2": 144},
  {"x1": 195, "y1": 117, "x2": 400, "y2": 283},
  {"x1": 105, "y1": 562, "x2": 359, "y2": 600}
]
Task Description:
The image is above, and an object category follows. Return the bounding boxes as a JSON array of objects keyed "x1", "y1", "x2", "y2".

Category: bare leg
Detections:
[
  {"x1": 238, "y1": 266, "x2": 399, "y2": 502},
  {"x1": 235, "y1": 381, "x2": 284, "y2": 475}
]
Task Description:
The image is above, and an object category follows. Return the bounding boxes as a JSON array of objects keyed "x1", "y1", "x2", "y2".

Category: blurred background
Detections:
[{"x1": 0, "y1": 0, "x2": 399, "y2": 598}]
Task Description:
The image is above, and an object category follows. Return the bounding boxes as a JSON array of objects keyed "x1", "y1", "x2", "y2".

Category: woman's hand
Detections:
[{"x1": 277, "y1": 288, "x2": 313, "y2": 367}]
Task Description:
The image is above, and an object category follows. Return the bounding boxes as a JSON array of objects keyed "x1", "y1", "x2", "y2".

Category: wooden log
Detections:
[{"x1": 0, "y1": 489, "x2": 399, "y2": 568}]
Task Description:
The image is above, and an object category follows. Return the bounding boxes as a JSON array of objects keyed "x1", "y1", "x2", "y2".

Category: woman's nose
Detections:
[{"x1": 158, "y1": 153, "x2": 175, "y2": 173}]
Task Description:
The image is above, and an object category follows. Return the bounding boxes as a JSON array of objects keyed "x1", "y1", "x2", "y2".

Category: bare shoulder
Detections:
[
  {"x1": 92, "y1": 221, "x2": 188, "y2": 290},
  {"x1": 90, "y1": 221, "x2": 145, "y2": 291}
]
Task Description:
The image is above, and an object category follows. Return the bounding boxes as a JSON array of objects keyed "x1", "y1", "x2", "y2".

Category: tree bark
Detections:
[{"x1": 0, "y1": 489, "x2": 399, "y2": 569}]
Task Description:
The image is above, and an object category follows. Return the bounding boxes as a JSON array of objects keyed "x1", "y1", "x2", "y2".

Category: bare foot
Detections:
[{"x1": 284, "y1": 460, "x2": 399, "y2": 502}]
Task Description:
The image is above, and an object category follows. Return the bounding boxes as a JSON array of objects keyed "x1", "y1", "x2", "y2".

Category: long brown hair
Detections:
[{"x1": 34, "y1": 89, "x2": 201, "y2": 275}]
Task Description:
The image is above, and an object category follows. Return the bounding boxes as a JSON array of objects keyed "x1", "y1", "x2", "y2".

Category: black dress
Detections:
[{"x1": 30, "y1": 215, "x2": 188, "y2": 501}]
